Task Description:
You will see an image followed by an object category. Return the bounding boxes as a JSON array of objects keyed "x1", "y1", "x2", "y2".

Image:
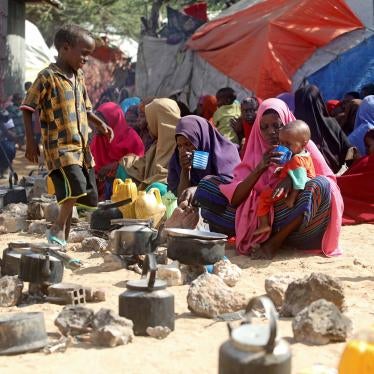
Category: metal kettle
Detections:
[
  {"x1": 118, "y1": 253, "x2": 175, "y2": 335},
  {"x1": 219, "y1": 296, "x2": 291, "y2": 374},
  {"x1": 112, "y1": 219, "x2": 163, "y2": 255}
]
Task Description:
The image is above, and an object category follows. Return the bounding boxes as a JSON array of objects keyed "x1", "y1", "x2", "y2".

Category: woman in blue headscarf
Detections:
[
  {"x1": 120, "y1": 97, "x2": 141, "y2": 114},
  {"x1": 348, "y1": 95, "x2": 374, "y2": 156}
]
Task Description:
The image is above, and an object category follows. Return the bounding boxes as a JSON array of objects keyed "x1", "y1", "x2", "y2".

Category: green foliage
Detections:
[{"x1": 26, "y1": 0, "x2": 234, "y2": 45}]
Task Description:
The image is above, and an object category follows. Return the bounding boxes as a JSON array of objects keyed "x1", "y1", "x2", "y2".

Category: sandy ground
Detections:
[{"x1": 0, "y1": 152, "x2": 373, "y2": 374}]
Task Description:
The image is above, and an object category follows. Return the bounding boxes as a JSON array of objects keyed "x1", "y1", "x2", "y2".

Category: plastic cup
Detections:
[
  {"x1": 274, "y1": 145, "x2": 292, "y2": 165},
  {"x1": 192, "y1": 151, "x2": 209, "y2": 170}
]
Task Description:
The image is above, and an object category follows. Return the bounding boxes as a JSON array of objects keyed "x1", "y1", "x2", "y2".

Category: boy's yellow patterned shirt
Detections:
[{"x1": 21, "y1": 63, "x2": 93, "y2": 171}]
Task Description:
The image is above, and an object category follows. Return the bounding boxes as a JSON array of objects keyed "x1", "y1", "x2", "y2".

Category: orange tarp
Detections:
[{"x1": 187, "y1": 0, "x2": 364, "y2": 98}]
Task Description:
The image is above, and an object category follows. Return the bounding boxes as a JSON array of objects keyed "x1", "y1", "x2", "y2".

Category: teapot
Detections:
[
  {"x1": 112, "y1": 219, "x2": 163, "y2": 255},
  {"x1": 219, "y1": 296, "x2": 291, "y2": 374},
  {"x1": 135, "y1": 188, "x2": 166, "y2": 227}
]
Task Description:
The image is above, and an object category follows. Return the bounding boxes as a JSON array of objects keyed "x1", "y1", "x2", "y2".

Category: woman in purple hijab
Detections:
[
  {"x1": 277, "y1": 92, "x2": 295, "y2": 113},
  {"x1": 168, "y1": 115, "x2": 240, "y2": 200}
]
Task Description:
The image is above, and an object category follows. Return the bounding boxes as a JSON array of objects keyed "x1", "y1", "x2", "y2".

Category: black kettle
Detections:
[
  {"x1": 219, "y1": 296, "x2": 291, "y2": 374},
  {"x1": 118, "y1": 253, "x2": 175, "y2": 336},
  {"x1": 112, "y1": 219, "x2": 163, "y2": 255}
]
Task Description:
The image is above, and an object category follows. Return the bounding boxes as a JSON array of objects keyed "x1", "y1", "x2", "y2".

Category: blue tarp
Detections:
[{"x1": 308, "y1": 34, "x2": 374, "y2": 100}]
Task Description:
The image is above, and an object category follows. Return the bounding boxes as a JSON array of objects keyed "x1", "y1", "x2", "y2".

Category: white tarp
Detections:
[{"x1": 25, "y1": 20, "x2": 55, "y2": 83}]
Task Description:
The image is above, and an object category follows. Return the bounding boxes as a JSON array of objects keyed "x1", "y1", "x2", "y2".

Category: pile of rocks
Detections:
[{"x1": 265, "y1": 272, "x2": 351, "y2": 345}]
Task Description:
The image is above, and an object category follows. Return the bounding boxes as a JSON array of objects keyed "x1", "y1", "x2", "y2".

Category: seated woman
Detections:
[
  {"x1": 120, "y1": 98, "x2": 181, "y2": 191},
  {"x1": 294, "y1": 84, "x2": 352, "y2": 173},
  {"x1": 196, "y1": 95, "x2": 217, "y2": 124},
  {"x1": 348, "y1": 95, "x2": 374, "y2": 156},
  {"x1": 337, "y1": 129, "x2": 374, "y2": 225},
  {"x1": 90, "y1": 102, "x2": 144, "y2": 200},
  {"x1": 194, "y1": 98, "x2": 343, "y2": 259},
  {"x1": 168, "y1": 115, "x2": 241, "y2": 199}
]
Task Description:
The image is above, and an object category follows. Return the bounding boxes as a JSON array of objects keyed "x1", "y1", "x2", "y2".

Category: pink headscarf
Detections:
[
  {"x1": 220, "y1": 98, "x2": 343, "y2": 256},
  {"x1": 90, "y1": 102, "x2": 145, "y2": 172}
]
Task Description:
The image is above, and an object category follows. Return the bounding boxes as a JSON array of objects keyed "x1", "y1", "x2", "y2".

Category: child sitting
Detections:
[{"x1": 254, "y1": 120, "x2": 316, "y2": 235}]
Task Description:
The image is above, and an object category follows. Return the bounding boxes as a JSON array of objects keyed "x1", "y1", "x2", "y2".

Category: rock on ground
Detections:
[
  {"x1": 180, "y1": 264, "x2": 205, "y2": 285},
  {"x1": 43, "y1": 202, "x2": 60, "y2": 222},
  {"x1": 28, "y1": 220, "x2": 48, "y2": 235},
  {"x1": 146, "y1": 326, "x2": 171, "y2": 339},
  {"x1": 100, "y1": 252, "x2": 124, "y2": 272},
  {"x1": 55, "y1": 305, "x2": 94, "y2": 336},
  {"x1": 0, "y1": 214, "x2": 28, "y2": 233},
  {"x1": 0, "y1": 275, "x2": 23, "y2": 307},
  {"x1": 292, "y1": 299, "x2": 352, "y2": 345},
  {"x1": 85, "y1": 288, "x2": 106, "y2": 302},
  {"x1": 213, "y1": 259, "x2": 242, "y2": 287},
  {"x1": 157, "y1": 261, "x2": 183, "y2": 286},
  {"x1": 282, "y1": 272, "x2": 345, "y2": 317},
  {"x1": 91, "y1": 308, "x2": 134, "y2": 347},
  {"x1": 4, "y1": 203, "x2": 28, "y2": 216},
  {"x1": 69, "y1": 230, "x2": 91, "y2": 243},
  {"x1": 27, "y1": 201, "x2": 45, "y2": 220},
  {"x1": 187, "y1": 273, "x2": 248, "y2": 318},
  {"x1": 265, "y1": 275, "x2": 296, "y2": 309},
  {"x1": 81, "y1": 237, "x2": 108, "y2": 252}
]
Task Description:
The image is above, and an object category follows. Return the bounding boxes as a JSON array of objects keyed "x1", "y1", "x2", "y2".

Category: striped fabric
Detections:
[
  {"x1": 195, "y1": 175, "x2": 331, "y2": 249},
  {"x1": 195, "y1": 175, "x2": 236, "y2": 236},
  {"x1": 273, "y1": 176, "x2": 331, "y2": 250}
]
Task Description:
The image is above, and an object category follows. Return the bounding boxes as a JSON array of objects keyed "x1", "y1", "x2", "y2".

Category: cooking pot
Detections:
[
  {"x1": 119, "y1": 253, "x2": 174, "y2": 336},
  {"x1": 19, "y1": 253, "x2": 64, "y2": 284},
  {"x1": 166, "y1": 229, "x2": 227, "y2": 265},
  {"x1": 0, "y1": 312, "x2": 48, "y2": 355},
  {"x1": 1, "y1": 242, "x2": 32, "y2": 276},
  {"x1": 112, "y1": 219, "x2": 162, "y2": 255}
]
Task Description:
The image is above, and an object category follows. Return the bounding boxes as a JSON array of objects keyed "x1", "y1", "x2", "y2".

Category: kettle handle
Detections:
[
  {"x1": 243, "y1": 296, "x2": 277, "y2": 354},
  {"x1": 141, "y1": 253, "x2": 158, "y2": 291}
]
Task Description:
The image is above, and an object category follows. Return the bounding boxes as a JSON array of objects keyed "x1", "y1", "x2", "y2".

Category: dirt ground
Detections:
[{"x1": 0, "y1": 152, "x2": 373, "y2": 374}]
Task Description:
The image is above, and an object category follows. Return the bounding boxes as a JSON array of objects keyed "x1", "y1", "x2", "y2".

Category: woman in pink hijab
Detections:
[{"x1": 195, "y1": 98, "x2": 343, "y2": 259}]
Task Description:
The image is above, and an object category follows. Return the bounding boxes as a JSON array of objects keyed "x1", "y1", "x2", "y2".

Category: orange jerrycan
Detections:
[
  {"x1": 134, "y1": 188, "x2": 166, "y2": 227},
  {"x1": 111, "y1": 178, "x2": 138, "y2": 218}
]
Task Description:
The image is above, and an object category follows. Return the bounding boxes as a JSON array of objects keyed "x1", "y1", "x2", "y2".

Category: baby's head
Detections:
[
  {"x1": 279, "y1": 120, "x2": 311, "y2": 154},
  {"x1": 216, "y1": 87, "x2": 236, "y2": 107}
]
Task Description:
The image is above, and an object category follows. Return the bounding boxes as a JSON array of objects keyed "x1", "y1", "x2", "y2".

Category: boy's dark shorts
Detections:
[{"x1": 49, "y1": 165, "x2": 98, "y2": 207}]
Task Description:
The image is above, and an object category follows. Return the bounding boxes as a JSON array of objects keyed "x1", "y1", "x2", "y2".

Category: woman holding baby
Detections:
[{"x1": 189, "y1": 98, "x2": 344, "y2": 259}]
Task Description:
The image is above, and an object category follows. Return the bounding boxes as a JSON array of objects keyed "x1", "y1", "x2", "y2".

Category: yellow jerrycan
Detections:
[
  {"x1": 111, "y1": 178, "x2": 138, "y2": 218},
  {"x1": 135, "y1": 188, "x2": 166, "y2": 227}
]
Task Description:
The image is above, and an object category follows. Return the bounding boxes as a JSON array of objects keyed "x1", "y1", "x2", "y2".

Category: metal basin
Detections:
[{"x1": 0, "y1": 312, "x2": 48, "y2": 355}]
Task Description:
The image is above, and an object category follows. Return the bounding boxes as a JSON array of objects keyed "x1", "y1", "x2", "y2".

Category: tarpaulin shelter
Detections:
[{"x1": 136, "y1": 0, "x2": 373, "y2": 108}]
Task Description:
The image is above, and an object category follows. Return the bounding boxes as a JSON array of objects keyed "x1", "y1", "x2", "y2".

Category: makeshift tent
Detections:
[
  {"x1": 136, "y1": 0, "x2": 374, "y2": 108},
  {"x1": 25, "y1": 20, "x2": 55, "y2": 84}
]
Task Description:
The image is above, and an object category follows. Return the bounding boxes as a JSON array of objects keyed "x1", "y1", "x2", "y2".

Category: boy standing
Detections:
[{"x1": 21, "y1": 24, "x2": 113, "y2": 246}]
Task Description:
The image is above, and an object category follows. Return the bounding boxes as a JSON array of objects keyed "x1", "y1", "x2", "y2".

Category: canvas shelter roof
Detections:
[{"x1": 187, "y1": 0, "x2": 364, "y2": 98}]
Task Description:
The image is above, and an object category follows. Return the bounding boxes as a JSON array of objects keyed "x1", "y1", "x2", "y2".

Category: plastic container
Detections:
[
  {"x1": 274, "y1": 145, "x2": 292, "y2": 165},
  {"x1": 111, "y1": 178, "x2": 138, "y2": 219},
  {"x1": 135, "y1": 188, "x2": 166, "y2": 227},
  {"x1": 192, "y1": 151, "x2": 209, "y2": 170},
  {"x1": 162, "y1": 191, "x2": 178, "y2": 219}
]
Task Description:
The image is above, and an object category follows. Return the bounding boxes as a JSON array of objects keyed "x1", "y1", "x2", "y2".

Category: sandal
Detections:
[{"x1": 46, "y1": 229, "x2": 67, "y2": 247}]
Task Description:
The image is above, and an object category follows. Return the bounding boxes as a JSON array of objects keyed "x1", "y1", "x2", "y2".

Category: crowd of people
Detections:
[{"x1": 3, "y1": 23, "x2": 372, "y2": 258}]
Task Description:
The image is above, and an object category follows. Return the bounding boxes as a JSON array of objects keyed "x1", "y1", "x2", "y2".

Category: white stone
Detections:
[
  {"x1": 146, "y1": 326, "x2": 171, "y2": 339},
  {"x1": 187, "y1": 273, "x2": 248, "y2": 318},
  {"x1": 0, "y1": 214, "x2": 28, "y2": 233},
  {"x1": 157, "y1": 262, "x2": 183, "y2": 286},
  {"x1": 213, "y1": 259, "x2": 242, "y2": 287},
  {"x1": 265, "y1": 275, "x2": 296, "y2": 309},
  {"x1": 0, "y1": 275, "x2": 23, "y2": 307},
  {"x1": 28, "y1": 220, "x2": 48, "y2": 235}
]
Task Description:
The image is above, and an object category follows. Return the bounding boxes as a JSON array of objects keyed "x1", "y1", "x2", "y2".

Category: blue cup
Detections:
[
  {"x1": 274, "y1": 145, "x2": 292, "y2": 165},
  {"x1": 192, "y1": 151, "x2": 209, "y2": 170}
]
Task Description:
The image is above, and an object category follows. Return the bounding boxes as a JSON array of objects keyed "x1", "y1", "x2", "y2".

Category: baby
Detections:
[{"x1": 254, "y1": 120, "x2": 316, "y2": 235}]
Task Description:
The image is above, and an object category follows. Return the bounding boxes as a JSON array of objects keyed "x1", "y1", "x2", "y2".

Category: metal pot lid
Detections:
[
  {"x1": 8, "y1": 241, "x2": 31, "y2": 249},
  {"x1": 30, "y1": 242, "x2": 61, "y2": 252},
  {"x1": 165, "y1": 228, "x2": 227, "y2": 240},
  {"x1": 126, "y1": 278, "x2": 167, "y2": 291},
  {"x1": 117, "y1": 224, "x2": 154, "y2": 233},
  {"x1": 21, "y1": 253, "x2": 61, "y2": 262},
  {"x1": 231, "y1": 324, "x2": 271, "y2": 352}
]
